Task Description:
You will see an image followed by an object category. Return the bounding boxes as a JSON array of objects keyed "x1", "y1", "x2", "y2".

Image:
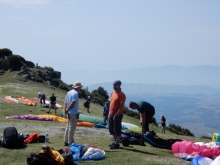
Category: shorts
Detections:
[
  {"x1": 50, "y1": 104, "x2": 57, "y2": 109},
  {"x1": 108, "y1": 114, "x2": 123, "y2": 136}
]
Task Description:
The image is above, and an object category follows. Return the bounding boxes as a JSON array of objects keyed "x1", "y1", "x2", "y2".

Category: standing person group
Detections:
[
  {"x1": 38, "y1": 92, "x2": 46, "y2": 107},
  {"x1": 63, "y1": 81, "x2": 83, "y2": 146},
  {"x1": 61, "y1": 79, "x2": 157, "y2": 150}
]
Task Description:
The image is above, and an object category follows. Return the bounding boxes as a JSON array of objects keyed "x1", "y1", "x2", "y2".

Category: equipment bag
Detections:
[
  {"x1": 27, "y1": 153, "x2": 55, "y2": 165},
  {"x1": 83, "y1": 101, "x2": 89, "y2": 108},
  {"x1": 40, "y1": 145, "x2": 65, "y2": 165},
  {"x1": 1, "y1": 127, "x2": 22, "y2": 148}
]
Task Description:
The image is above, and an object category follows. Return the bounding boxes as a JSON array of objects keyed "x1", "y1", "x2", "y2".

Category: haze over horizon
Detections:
[
  {"x1": 61, "y1": 65, "x2": 220, "y2": 90},
  {"x1": 0, "y1": 0, "x2": 220, "y2": 78}
]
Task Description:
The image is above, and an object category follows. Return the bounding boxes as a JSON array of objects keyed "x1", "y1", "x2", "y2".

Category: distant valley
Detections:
[
  {"x1": 88, "y1": 83, "x2": 220, "y2": 137},
  {"x1": 61, "y1": 65, "x2": 220, "y2": 137}
]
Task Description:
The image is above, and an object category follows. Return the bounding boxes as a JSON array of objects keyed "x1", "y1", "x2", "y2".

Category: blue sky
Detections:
[{"x1": 1, "y1": 0, "x2": 220, "y2": 84}]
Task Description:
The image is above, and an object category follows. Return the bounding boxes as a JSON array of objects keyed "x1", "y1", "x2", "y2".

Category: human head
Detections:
[
  {"x1": 129, "y1": 101, "x2": 137, "y2": 109},
  {"x1": 72, "y1": 81, "x2": 83, "y2": 92},
  {"x1": 52, "y1": 93, "x2": 54, "y2": 96},
  {"x1": 113, "y1": 80, "x2": 122, "y2": 91}
]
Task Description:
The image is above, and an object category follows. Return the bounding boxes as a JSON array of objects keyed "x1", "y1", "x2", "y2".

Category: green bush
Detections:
[
  {"x1": 58, "y1": 84, "x2": 70, "y2": 91},
  {"x1": 91, "y1": 87, "x2": 109, "y2": 106},
  {"x1": 44, "y1": 66, "x2": 54, "y2": 71},
  {"x1": 51, "y1": 71, "x2": 61, "y2": 79},
  {"x1": 7, "y1": 55, "x2": 22, "y2": 71},
  {"x1": 0, "y1": 48, "x2": 12, "y2": 58},
  {"x1": 167, "y1": 124, "x2": 194, "y2": 136},
  {"x1": 25, "y1": 61, "x2": 35, "y2": 68}
]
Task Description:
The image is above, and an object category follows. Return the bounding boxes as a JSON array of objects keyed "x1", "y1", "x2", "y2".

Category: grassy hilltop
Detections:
[{"x1": 0, "y1": 71, "x2": 211, "y2": 165}]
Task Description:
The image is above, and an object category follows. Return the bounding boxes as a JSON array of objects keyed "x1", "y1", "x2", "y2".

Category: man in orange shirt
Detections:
[{"x1": 108, "y1": 80, "x2": 126, "y2": 149}]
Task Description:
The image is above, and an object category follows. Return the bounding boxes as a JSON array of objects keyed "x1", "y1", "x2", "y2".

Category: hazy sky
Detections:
[{"x1": 1, "y1": 0, "x2": 220, "y2": 75}]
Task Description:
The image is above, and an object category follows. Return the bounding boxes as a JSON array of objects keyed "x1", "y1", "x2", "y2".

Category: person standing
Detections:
[
  {"x1": 129, "y1": 101, "x2": 155, "y2": 133},
  {"x1": 64, "y1": 81, "x2": 83, "y2": 146},
  {"x1": 84, "y1": 96, "x2": 91, "y2": 113},
  {"x1": 38, "y1": 92, "x2": 46, "y2": 107},
  {"x1": 108, "y1": 80, "x2": 126, "y2": 149},
  {"x1": 103, "y1": 102, "x2": 109, "y2": 125},
  {"x1": 47, "y1": 93, "x2": 57, "y2": 115},
  {"x1": 161, "y1": 115, "x2": 166, "y2": 134}
]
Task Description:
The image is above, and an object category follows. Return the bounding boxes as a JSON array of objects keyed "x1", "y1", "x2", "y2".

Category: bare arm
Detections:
[
  {"x1": 64, "y1": 101, "x2": 75, "y2": 114},
  {"x1": 116, "y1": 102, "x2": 124, "y2": 115},
  {"x1": 141, "y1": 112, "x2": 146, "y2": 133}
]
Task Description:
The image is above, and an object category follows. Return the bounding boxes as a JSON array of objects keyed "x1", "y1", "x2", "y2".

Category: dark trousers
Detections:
[{"x1": 40, "y1": 95, "x2": 46, "y2": 105}]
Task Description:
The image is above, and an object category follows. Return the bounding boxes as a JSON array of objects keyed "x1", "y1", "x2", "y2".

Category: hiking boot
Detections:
[
  {"x1": 64, "y1": 142, "x2": 69, "y2": 146},
  {"x1": 110, "y1": 143, "x2": 120, "y2": 149}
]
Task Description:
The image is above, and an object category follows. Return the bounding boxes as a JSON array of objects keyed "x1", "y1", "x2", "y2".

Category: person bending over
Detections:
[{"x1": 129, "y1": 101, "x2": 155, "y2": 133}]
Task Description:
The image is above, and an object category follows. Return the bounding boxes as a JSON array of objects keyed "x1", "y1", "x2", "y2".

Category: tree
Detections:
[
  {"x1": 167, "y1": 124, "x2": 194, "y2": 136},
  {"x1": 7, "y1": 55, "x2": 22, "y2": 71},
  {"x1": 91, "y1": 87, "x2": 109, "y2": 106},
  {"x1": 25, "y1": 61, "x2": 35, "y2": 68},
  {"x1": 0, "y1": 48, "x2": 12, "y2": 58}
]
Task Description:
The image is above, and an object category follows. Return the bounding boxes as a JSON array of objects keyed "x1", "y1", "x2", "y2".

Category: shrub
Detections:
[
  {"x1": 44, "y1": 66, "x2": 54, "y2": 71},
  {"x1": 7, "y1": 55, "x2": 22, "y2": 71},
  {"x1": 25, "y1": 61, "x2": 35, "y2": 68},
  {"x1": 0, "y1": 48, "x2": 12, "y2": 58},
  {"x1": 58, "y1": 84, "x2": 70, "y2": 91}
]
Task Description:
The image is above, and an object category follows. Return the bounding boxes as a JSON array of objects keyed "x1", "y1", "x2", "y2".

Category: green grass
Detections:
[{"x1": 0, "y1": 72, "x2": 211, "y2": 165}]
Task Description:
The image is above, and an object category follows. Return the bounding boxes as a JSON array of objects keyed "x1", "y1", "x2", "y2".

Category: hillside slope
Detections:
[{"x1": 0, "y1": 71, "x2": 213, "y2": 165}]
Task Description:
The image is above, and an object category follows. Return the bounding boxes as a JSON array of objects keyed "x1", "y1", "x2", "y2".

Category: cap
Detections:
[
  {"x1": 113, "y1": 80, "x2": 121, "y2": 85},
  {"x1": 129, "y1": 101, "x2": 136, "y2": 108}
]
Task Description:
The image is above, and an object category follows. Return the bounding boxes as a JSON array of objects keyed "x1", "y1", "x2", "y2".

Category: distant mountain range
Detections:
[
  {"x1": 87, "y1": 83, "x2": 220, "y2": 137},
  {"x1": 62, "y1": 65, "x2": 220, "y2": 89},
  {"x1": 61, "y1": 65, "x2": 220, "y2": 137}
]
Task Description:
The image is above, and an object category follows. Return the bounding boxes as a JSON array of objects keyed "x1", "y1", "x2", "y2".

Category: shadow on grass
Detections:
[
  {"x1": 3, "y1": 145, "x2": 27, "y2": 150},
  {"x1": 105, "y1": 147, "x2": 157, "y2": 155}
]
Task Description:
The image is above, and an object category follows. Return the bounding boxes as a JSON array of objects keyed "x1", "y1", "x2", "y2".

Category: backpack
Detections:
[
  {"x1": 39, "y1": 145, "x2": 65, "y2": 165},
  {"x1": 1, "y1": 127, "x2": 24, "y2": 148},
  {"x1": 24, "y1": 133, "x2": 39, "y2": 143},
  {"x1": 83, "y1": 101, "x2": 89, "y2": 108},
  {"x1": 27, "y1": 153, "x2": 55, "y2": 165}
]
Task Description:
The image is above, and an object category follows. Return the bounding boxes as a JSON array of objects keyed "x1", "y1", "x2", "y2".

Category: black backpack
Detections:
[
  {"x1": 1, "y1": 127, "x2": 25, "y2": 148},
  {"x1": 27, "y1": 153, "x2": 55, "y2": 165},
  {"x1": 83, "y1": 101, "x2": 89, "y2": 108}
]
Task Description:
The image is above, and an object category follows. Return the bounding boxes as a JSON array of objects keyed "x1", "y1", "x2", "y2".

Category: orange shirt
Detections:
[{"x1": 109, "y1": 91, "x2": 126, "y2": 115}]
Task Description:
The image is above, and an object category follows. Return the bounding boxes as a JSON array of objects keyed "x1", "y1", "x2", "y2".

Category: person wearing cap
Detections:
[
  {"x1": 38, "y1": 92, "x2": 46, "y2": 107},
  {"x1": 64, "y1": 81, "x2": 83, "y2": 146},
  {"x1": 103, "y1": 101, "x2": 109, "y2": 125},
  {"x1": 47, "y1": 93, "x2": 57, "y2": 115},
  {"x1": 129, "y1": 101, "x2": 155, "y2": 133},
  {"x1": 108, "y1": 80, "x2": 126, "y2": 149}
]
